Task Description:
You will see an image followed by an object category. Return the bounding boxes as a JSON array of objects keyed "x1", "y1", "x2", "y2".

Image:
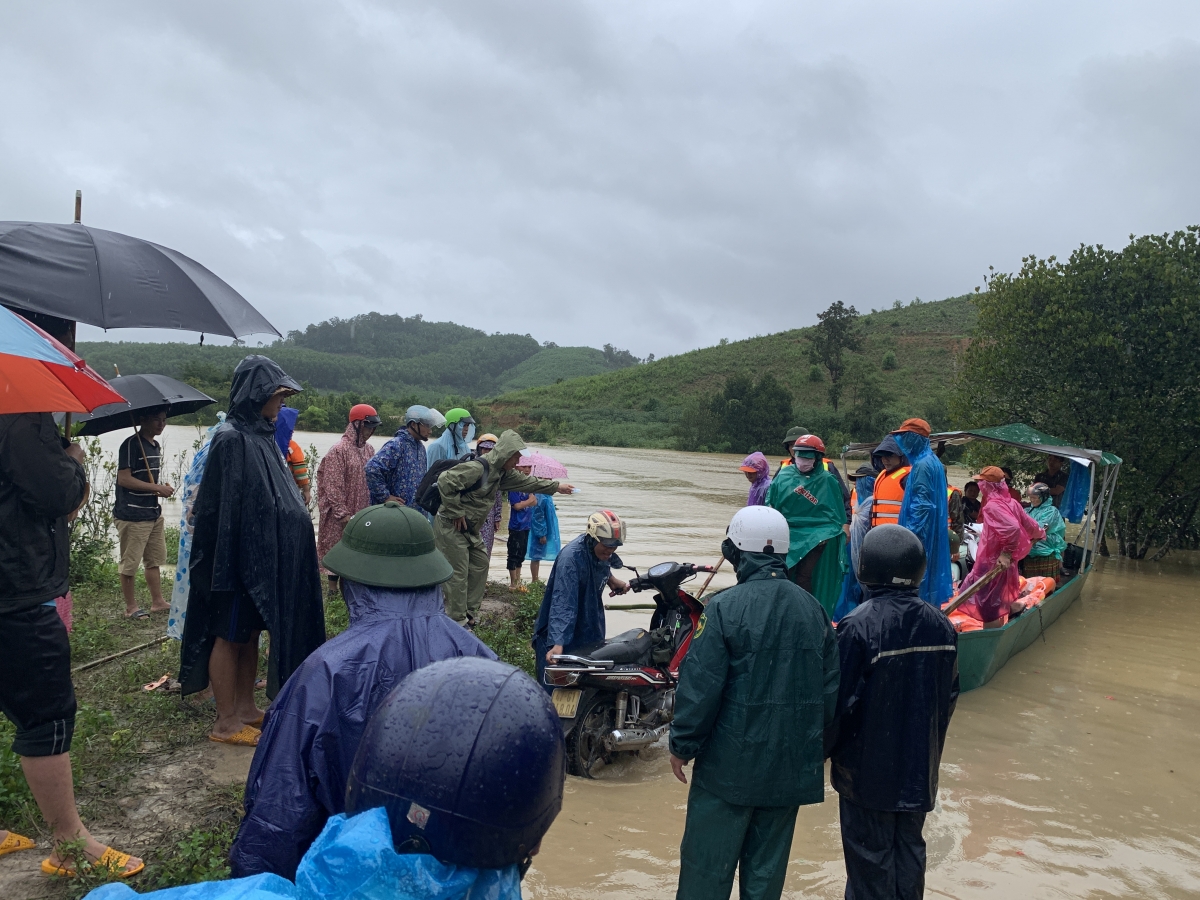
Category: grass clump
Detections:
[{"x1": 475, "y1": 581, "x2": 543, "y2": 677}]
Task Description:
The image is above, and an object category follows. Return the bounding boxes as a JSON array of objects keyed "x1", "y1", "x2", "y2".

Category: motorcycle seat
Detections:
[{"x1": 586, "y1": 628, "x2": 654, "y2": 666}]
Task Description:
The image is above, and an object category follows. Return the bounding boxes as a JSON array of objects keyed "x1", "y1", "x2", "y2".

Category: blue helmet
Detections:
[{"x1": 345, "y1": 657, "x2": 565, "y2": 870}]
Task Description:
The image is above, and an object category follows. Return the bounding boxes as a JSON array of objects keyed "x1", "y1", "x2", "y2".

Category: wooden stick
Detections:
[
  {"x1": 942, "y1": 560, "x2": 1005, "y2": 616},
  {"x1": 132, "y1": 414, "x2": 157, "y2": 484},
  {"x1": 604, "y1": 603, "x2": 658, "y2": 611},
  {"x1": 696, "y1": 557, "x2": 725, "y2": 600},
  {"x1": 73, "y1": 636, "x2": 169, "y2": 674}
]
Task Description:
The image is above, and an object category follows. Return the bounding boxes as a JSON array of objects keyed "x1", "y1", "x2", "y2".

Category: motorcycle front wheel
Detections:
[{"x1": 566, "y1": 698, "x2": 614, "y2": 778}]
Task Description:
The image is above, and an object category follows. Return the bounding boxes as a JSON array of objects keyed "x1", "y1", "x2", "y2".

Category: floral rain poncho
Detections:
[
  {"x1": 957, "y1": 479, "x2": 1045, "y2": 623},
  {"x1": 364, "y1": 429, "x2": 426, "y2": 507},
  {"x1": 316, "y1": 424, "x2": 377, "y2": 570}
]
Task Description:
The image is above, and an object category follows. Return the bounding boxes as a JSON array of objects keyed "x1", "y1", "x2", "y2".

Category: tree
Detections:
[
  {"x1": 711, "y1": 373, "x2": 794, "y2": 454},
  {"x1": 808, "y1": 301, "x2": 862, "y2": 411},
  {"x1": 953, "y1": 228, "x2": 1200, "y2": 558}
]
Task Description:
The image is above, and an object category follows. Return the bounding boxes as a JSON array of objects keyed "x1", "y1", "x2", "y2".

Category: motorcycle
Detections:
[{"x1": 543, "y1": 561, "x2": 712, "y2": 777}]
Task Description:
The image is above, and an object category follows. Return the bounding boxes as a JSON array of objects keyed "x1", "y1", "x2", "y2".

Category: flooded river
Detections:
[{"x1": 108, "y1": 427, "x2": 1200, "y2": 898}]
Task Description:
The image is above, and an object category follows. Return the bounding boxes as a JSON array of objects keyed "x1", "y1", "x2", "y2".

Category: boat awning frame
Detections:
[{"x1": 842, "y1": 423, "x2": 1121, "y2": 466}]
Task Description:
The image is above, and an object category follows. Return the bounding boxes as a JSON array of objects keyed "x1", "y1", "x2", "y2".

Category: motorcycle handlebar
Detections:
[{"x1": 628, "y1": 562, "x2": 712, "y2": 593}]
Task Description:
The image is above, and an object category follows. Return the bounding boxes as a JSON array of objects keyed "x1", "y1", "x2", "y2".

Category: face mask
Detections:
[
  {"x1": 794, "y1": 456, "x2": 817, "y2": 473},
  {"x1": 720, "y1": 537, "x2": 741, "y2": 566}
]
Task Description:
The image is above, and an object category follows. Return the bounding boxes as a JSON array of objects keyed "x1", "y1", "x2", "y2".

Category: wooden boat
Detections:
[{"x1": 843, "y1": 424, "x2": 1121, "y2": 692}]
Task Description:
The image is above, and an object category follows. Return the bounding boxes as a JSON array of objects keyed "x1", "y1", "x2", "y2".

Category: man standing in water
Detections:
[
  {"x1": 670, "y1": 506, "x2": 839, "y2": 900},
  {"x1": 829, "y1": 524, "x2": 958, "y2": 899}
]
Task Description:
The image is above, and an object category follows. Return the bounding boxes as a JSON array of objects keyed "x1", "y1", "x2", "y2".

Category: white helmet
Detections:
[
  {"x1": 726, "y1": 506, "x2": 790, "y2": 556},
  {"x1": 405, "y1": 405, "x2": 447, "y2": 429}
]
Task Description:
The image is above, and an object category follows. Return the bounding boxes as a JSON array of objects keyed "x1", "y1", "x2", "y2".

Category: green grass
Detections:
[{"x1": 474, "y1": 582, "x2": 544, "y2": 677}]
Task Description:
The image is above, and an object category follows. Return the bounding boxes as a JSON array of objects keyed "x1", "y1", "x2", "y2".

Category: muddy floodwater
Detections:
[{"x1": 118, "y1": 428, "x2": 1200, "y2": 898}]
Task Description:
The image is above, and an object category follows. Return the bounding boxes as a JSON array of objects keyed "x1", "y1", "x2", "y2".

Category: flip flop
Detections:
[
  {"x1": 125, "y1": 609, "x2": 150, "y2": 620},
  {"x1": 41, "y1": 846, "x2": 144, "y2": 878},
  {"x1": 0, "y1": 831, "x2": 35, "y2": 857},
  {"x1": 208, "y1": 725, "x2": 261, "y2": 746}
]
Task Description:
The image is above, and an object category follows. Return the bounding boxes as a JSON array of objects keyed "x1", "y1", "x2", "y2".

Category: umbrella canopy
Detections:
[
  {"x1": 0, "y1": 222, "x2": 278, "y2": 339},
  {"x1": 64, "y1": 374, "x2": 216, "y2": 436},
  {"x1": 519, "y1": 452, "x2": 568, "y2": 480},
  {"x1": 0, "y1": 305, "x2": 127, "y2": 414}
]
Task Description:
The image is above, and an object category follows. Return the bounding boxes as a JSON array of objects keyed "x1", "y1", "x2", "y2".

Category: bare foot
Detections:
[
  {"x1": 149, "y1": 602, "x2": 171, "y2": 613},
  {"x1": 238, "y1": 706, "x2": 265, "y2": 726},
  {"x1": 210, "y1": 715, "x2": 252, "y2": 741}
]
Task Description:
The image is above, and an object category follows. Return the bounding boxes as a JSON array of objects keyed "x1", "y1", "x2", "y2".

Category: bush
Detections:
[
  {"x1": 881, "y1": 351, "x2": 897, "y2": 371},
  {"x1": 808, "y1": 365, "x2": 824, "y2": 382},
  {"x1": 165, "y1": 525, "x2": 181, "y2": 566},
  {"x1": 297, "y1": 405, "x2": 329, "y2": 431}
]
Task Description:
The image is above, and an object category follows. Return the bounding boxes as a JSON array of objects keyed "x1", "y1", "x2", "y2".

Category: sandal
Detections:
[
  {"x1": 41, "y1": 846, "x2": 144, "y2": 878},
  {"x1": 0, "y1": 831, "x2": 35, "y2": 857},
  {"x1": 124, "y1": 608, "x2": 150, "y2": 620},
  {"x1": 208, "y1": 725, "x2": 261, "y2": 746}
]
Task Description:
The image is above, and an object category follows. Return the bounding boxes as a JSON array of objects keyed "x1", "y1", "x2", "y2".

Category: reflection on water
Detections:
[{"x1": 105, "y1": 429, "x2": 1200, "y2": 897}]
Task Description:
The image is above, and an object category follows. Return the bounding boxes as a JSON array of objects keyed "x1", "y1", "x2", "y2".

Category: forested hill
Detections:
[
  {"x1": 478, "y1": 294, "x2": 978, "y2": 453},
  {"x1": 77, "y1": 312, "x2": 640, "y2": 399}
]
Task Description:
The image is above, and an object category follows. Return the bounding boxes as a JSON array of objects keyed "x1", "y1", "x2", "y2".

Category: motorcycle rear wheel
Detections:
[{"x1": 566, "y1": 698, "x2": 614, "y2": 778}]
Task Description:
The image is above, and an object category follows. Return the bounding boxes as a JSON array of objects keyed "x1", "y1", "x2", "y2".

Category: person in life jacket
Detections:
[
  {"x1": 870, "y1": 435, "x2": 910, "y2": 528},
  {"x1": 779, "y1": 426, "x2": 852, "y2": 524}
]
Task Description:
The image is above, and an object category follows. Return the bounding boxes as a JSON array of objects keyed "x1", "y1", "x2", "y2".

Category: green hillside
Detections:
[
  {"x1": 496, "y1": 347, "x2": 613, "y2": 392},
  {"x1": 476, "y1": 295, "x2": 977, "y2": 452}
]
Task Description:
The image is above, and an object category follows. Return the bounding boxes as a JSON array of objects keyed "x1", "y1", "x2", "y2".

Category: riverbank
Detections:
[{"x1": 0, "y1": 577, "x2": 536, "y2": 900}]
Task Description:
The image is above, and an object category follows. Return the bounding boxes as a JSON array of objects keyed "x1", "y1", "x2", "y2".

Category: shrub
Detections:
[{"x1": 881, "y1": 351, "x2": 897, "y2": 371}]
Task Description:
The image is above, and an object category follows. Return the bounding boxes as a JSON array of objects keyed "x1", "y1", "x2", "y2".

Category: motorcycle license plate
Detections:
[{"x1": 551, "y1": 689, "x2": 582, "y2": 719}]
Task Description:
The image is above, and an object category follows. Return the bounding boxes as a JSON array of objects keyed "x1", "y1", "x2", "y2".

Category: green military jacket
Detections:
[
  {"x1": 669, "y1": 553, "x2": 840, "y2": 808},
  {"x1": 436, "y1": 430, "x2": 559, "y2": 530}
]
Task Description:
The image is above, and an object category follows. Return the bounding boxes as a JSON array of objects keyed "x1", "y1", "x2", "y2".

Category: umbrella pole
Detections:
[{"x1": 133, "y1": 415, "x2": 157, "y2": 485}]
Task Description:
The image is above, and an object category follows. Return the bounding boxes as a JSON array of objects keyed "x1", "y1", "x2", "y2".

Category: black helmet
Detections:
[
  {"x1": 345, "y1": 657, "x2": 564, "y2": 870},
  {"x1": 857, "y1": 524, "x2": 926, "y2": 588}
]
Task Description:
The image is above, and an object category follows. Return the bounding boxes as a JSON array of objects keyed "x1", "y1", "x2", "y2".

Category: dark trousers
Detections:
[
  {"x1": 787, "y1": 541, "x2": 826, "y2": 594},
  {"x1": 839, "y1": 796, "x2": 927, "y2": 900},
  {"x1": 676, "y1": 782, "x2": 798, "y2": 900}
]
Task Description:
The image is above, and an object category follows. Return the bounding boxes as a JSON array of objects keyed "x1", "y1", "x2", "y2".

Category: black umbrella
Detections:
[
  {"x1": 0, "y1": 222, "x2": 279, "y2": 339},
  {"x1": 64, "y1": 374, "x2": 216, "y2": 436}
]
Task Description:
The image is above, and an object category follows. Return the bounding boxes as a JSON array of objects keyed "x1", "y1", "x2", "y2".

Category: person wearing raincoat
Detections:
[
  {"x1": 527, "y1": 493, "x2": 561, "y2": 582},
  {"x1": 435, "y1": 430, "x2": 575, "y2": 625},
  {"x1": 956, "y1": 467, "x2": 1045, "y2": 625},
  {"x1": 887, "y1": 418, "x2": 954, "y2": 609},
  {"x1": 473, "y1": 434, "x2": 505, "y2": 559},
  {"x1": 424, "y1": 408, "x2": 475, "y2": 469},
  {"x1": 364, "y1": 406, "x2": 444, "y2": 508},
  {"x1": 766, "y1": 433, "x2": 847, "y2": 617},
  {"x1": 1021, "y1": 482, "x2": 1066, "y2": 580},
  {"x1": 833, "y1": 465, "x2": 877, "y2": 621},
  {"x1": 670, "y1": 506, "x2": 839, "y2": 900},
  {"x1": 739, "y1": 452, "x2": 771, "y2": 506},
  {"x1": 178, "y1": 357, "x2": 326, "y2": 746},
  {"x1": 315, "y1": 405, "x2": 381, "y2": 591},
  {"x1": 230, "y1": 502, "x2": 495, "y2": 880},
  {"x1": 274, "y1": 407, "x2": 311, "y2": 505}
]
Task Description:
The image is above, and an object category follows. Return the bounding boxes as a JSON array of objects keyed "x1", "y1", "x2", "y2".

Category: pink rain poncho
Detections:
[
  {"x1": 958, "y1": 479, "x2": 1045, "y2": 623},
  {"x1": 316, "y1": 423, "x2": 377, "y2": 571}
]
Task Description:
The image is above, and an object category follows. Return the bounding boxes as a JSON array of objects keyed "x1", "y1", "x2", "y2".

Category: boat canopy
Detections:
[{"x1": 844, "y1": 423, "x2": 1122, "y2": 467}]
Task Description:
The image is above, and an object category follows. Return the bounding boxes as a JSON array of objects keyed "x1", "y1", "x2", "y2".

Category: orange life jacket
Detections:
[{"x1": 871, "y1": 466, "x2": 911, "y2": 527}]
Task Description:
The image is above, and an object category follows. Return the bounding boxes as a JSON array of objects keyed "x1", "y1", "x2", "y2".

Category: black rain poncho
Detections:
[{"x1": 178, "y1": 356, "x2": 325, "y2": 697}]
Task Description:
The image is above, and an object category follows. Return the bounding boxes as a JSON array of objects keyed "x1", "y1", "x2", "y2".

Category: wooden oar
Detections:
[
  {"x1": 942, "y1": 560, "x2": 1005, "y2": 617},
  {"x1": 695, "y1": 557, "x2": 725, "y2": 600}
]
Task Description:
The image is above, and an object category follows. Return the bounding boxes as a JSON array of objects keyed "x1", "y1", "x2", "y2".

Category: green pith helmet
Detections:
[
  {"x1": 783, "y1": 425, "x2": 808, "y2": 447},
  {"x1": 445, "y1": 407, "x2": 474, "y2": 425},
  {"x1": 322, "y1": 502, "x2": 454, "y2": 589}
]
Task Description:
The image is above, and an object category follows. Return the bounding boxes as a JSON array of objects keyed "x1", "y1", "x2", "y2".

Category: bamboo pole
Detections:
[
  {"x1": 695, "y1": 557, "x2": 725, "y2": 600},
  {"x1": 73, "y1": 636, "x2": 169, "y2": 674},
  {"x1": 942, "y1": 560, "x2": 1005, "y2": 617}
]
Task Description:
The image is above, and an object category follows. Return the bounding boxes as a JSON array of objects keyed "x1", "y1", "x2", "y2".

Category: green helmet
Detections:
[
  {"x1": 322, "y1": 502, "x2": 454, "y2": 589},
  {"x1": 444, "y1": 407, "x2": 474, "y2": 425}
]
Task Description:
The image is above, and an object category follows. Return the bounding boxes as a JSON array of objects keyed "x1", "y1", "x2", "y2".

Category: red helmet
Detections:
[
  {"x1": 792, "y1": 433, "x2": 826, "y2": 454},
  {"x1": 349, "y1": 404, "x2": 382, "y2": 426}
]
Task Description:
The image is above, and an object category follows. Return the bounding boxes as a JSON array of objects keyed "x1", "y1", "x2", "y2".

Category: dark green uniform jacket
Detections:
[{"x1": 669, "y1": 552, "x2": 840, "y2": 808}]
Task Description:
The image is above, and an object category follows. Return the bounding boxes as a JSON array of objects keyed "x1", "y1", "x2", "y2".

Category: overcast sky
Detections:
[{"x1": 3, "y1": 1, "x2": 1199, "y2": 357}]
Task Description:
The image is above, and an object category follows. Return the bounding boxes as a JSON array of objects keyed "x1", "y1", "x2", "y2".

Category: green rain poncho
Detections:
[
  {"x1": 766, "y1": 460, "x2": 847, "y2": 617},
  {"x1": 1027, "y1": 500, "x2": 1067, "y2": 559}
]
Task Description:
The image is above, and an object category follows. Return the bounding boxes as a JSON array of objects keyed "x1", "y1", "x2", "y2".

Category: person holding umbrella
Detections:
[
  {"x1": 0, "y1": 307, "x2": 144, "y2": 877},
  {"x1": 114, "y1": 406, "x2": 175, "y2": 619}
]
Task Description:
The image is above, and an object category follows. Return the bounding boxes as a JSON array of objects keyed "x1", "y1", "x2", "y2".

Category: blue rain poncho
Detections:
[
  {"x1": 833, "y1": 473, "x2": 876, "y2": 621},
  {"x1": 85, "y1": 807, "x2": 520, "y2": 900},
  {"x1": 1060, "y1": 460, "x2": 1090, "y2": 523},
  {"x1": 527, "y1": 493, "x2": 561, "y2": 562},
  {"x1": 425, "y1": 419, "x2": 476, "y2": 469},
  {"x1": 168, "y1": 414, "x2": 226, "y2": 641},
  {"x1": 230, "y1": 580, "x2": 495, "y2": 880},
  {"x1": 893, "y1": 431, "x2": 953, "y2": 607},
  {"x1": 274, "y1": 406, "x2": 300, "y2": 457},
  {"x1": 1027, "y1": 500, "x2": 1067, "y2": 559}
]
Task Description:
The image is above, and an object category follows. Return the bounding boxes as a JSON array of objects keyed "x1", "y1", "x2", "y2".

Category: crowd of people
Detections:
[
  {"x1": 0, "y1": 351, "x2": 1081, "y2": 898},
  {"x1": 738, "y1": 418, "x2": 1072, "y2": 630}
]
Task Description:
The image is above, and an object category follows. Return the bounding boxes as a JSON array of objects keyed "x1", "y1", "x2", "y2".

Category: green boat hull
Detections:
[{"x1": 956, "y1": 571, "x2": 1087, "y2": 692}]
